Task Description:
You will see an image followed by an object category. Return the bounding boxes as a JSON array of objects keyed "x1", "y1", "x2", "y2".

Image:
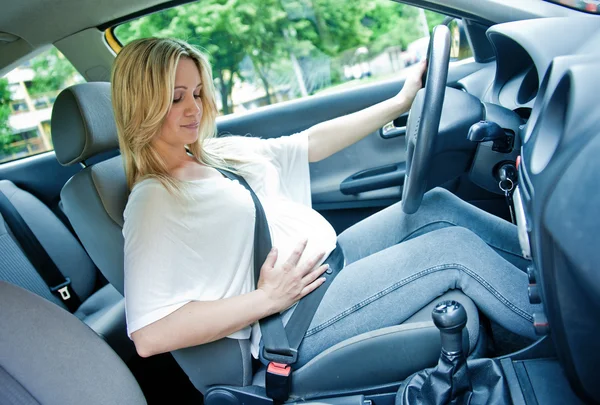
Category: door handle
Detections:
[
  {"x1": 380, "y1": 124, "x2": 406, "y2": 139},
  {"x1": 340, "y1": 163, "x2": 406, "y2": 195},
  {"x1": 380, "y1": 112, "x2": 409, "y2": 139}
]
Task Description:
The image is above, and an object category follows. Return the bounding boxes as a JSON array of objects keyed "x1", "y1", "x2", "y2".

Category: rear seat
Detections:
[{"x1": 0, "y1": 179, "x2": 133, "y2": 361}]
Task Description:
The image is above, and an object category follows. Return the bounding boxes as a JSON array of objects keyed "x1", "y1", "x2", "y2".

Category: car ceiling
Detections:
[
  {"x1": 0, "y1": 0, "x2": 171, "y2": 74},
  {"x1": 0, "y1": 0, "x2": 171, "y2": 46},
  {"x1": 0, "y1": 0, "x2": 587, "y2": 76}
]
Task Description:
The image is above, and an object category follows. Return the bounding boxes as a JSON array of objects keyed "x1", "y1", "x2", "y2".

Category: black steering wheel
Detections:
[{"x1": 401, "y1": 25, "x2": 451, "y2": 214}]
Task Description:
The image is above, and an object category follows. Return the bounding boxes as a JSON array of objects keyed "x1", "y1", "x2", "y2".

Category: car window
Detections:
[
  {"x1": 113, "y1": 0, "x2": 473, "y2": 117},
  {"x1": 0, "y1": 47, "x2": 84, "y2": 164}
]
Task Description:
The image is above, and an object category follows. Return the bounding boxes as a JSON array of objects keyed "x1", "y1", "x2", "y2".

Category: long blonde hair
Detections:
[{"x1": 111, "y1": 37, "x2": 256, "y2": 192}]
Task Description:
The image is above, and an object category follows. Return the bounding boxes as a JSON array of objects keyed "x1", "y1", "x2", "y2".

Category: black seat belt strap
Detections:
[
  {"x1": 216, "y1": 170, "x2": 295, "y2": 358},
  {"x1": 0, "y1": 191, "x2": 81, "y2": 312},
  {"x1": 218, "y1": 168, "x2": 345, "y2": 401},
  {"x1": 285, "y1": 246, "x2": 344, "y2": 349}
]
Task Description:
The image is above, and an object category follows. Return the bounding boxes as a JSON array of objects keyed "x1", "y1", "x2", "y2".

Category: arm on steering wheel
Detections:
[{"x1": 307, "y1": 61, "x2": 426, "y2": 163}]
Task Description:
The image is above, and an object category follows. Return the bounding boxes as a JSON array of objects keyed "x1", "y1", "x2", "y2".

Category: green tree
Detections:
[
  {"x1": 283, "y1": 0, "x2": 374, "y2": 56},
  {"x1": 115, "y1": 0, "x2": 384, "y2": 109},
  {"x1": 424, "y1": 10, "x2": 446, "y2": 33},
  {"x1": 113, "y1": 0, "x2": 448, "y2": 111},
  {"x1": 281, "y1": 0, "x2": 381, "y2": 92},
  {"x1": 28, "y1": 48, "x2": 80, "y2": 96},
  {"x1": 236, "y1": 1, "x2": 290, "y2": 104},
  {"x1": 0, "y1": 78, "x2": 18, "y2": 156},
  {"x1": 115, "y1": 0, "x2": 277, "y2": 114},
  {"x1": 180, "y1": 1, "x2": 248, "y2": 114},
  {"x1": 362, "y1": 4, "x2": 446, "y2": 56}
]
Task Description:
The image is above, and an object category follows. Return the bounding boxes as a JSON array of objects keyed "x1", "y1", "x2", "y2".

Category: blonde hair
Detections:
[{"x1": 111, "y1": 37, "x2": 256, "y2": 192}]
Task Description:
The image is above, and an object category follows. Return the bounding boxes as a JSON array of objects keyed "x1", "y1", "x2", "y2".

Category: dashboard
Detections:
[
  {"x1": 458, "y1": 15, "x2": 600, "y2": 403},
  {"x1": 453, "y1": 16, "x2": 600, "y2": 197},
  {"x1": 460, "y1": 16, "x2": 600, "y2": 118}
]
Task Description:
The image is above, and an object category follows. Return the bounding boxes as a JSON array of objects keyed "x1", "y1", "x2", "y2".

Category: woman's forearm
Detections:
[
  {"x1": 306, "y1": 94, "x2": 412, "y2": 162},
  {"x1": 131, "y1": 289, "x2": 276, "y2": 357},
  {"x1": 306, "y1": 60, "x2": 426, "y2": 163}
]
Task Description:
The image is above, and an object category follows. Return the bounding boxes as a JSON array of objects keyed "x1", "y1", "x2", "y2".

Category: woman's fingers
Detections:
[
  {"x1": 283, "y1": 239, "x2": 308, "y2": 270},
  {"x1": 411, "y1": 59, "x2": 427, "y2": 83},
  {"x1": 258, "y1": 240, "x2": 332, "y2": 310},
  {"x1": 300, "y1": 250, "x2": 327, "y2": 276},
  {"x1": 418, "y1": 58, "x2": 427, "y2": 76},
  {"x1": 301, "y1": 277, "x2": 326, "y2": 297},
  {"x1": 399, "y1": 59, "x2": 428, "y2": 102},
  {"x1": 302, "y1": 263, "x2": 329, "y2": 285},
  {"x1": 262, "y1": 247, "x2": 278, "y2": 269}
]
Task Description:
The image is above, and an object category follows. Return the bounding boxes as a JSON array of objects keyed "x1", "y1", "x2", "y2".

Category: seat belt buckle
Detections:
[
  {"x1": 49, "y1": 278, "x2": 73, "y2": 302},
  {"x1": 266, "y1": 362, "x2": 291, "y2": 402}
]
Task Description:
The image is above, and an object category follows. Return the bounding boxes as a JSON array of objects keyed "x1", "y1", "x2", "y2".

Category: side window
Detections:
[
  {"x1": 0, "y1": 48, "x2": 84, "y2": 163},
  {"x1": 113, "y1": 0, "x2": 473, "y2": 117}
]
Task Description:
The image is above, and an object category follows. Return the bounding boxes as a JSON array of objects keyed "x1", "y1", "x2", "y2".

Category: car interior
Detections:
[{"x1": 1, "y1": 0, "x2": 599, "y2": 404}]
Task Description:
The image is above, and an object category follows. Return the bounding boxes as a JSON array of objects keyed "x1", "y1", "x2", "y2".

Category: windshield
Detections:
[{"x1": 547, "y1": 0, "x2": 600, "y2": 14}]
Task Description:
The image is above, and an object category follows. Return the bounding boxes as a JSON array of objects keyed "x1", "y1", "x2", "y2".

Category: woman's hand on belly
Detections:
[
  {"x1": 129, "y1": 241, "x2": 328, "y2": 358},
  {"x1": 257, "y1": 239, "x2": 329, "y2": 313}
]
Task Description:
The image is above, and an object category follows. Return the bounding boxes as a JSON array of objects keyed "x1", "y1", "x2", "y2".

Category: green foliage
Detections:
[
  {"x1": 363, "y1": 3, "x2": 422, "y2": 54},
  {"x1": 0, "y1": 79, "x2": 10, "y2": 102},
  {"x1": 114, "y1": 0, "x2": 451, "y2": 112},
  {"x1": 0, "y1": 78, "x2": 19, "y2": 155},
  {"x1": 283, "y1": 0, "x2": 374, "y2": 56},
  {"x1": 237, "y1": 0, "x2": 290, "y2": 103},
  {"x1": 28, "y1": 48, "x2": 79, "y2": 96},
  {"x1": 116, "y1": 0, "x2": 300, "y2": 111},
  {"x1": 424, "y1": 10, "x2": 447, "y2": 33}
]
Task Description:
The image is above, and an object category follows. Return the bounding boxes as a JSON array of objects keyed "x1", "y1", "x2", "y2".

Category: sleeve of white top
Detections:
[
  {"x1": 257, "y1": 132, "x2": 311, "y2": 206},
  {"x1": 123, "y1": 181, "x2": 195, "y2": 337}
]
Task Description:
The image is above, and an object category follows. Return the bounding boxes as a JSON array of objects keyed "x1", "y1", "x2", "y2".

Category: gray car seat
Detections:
[
  {"x1": 0, "y1": 179, "x2": 133, "y2": 361},
  {"x1": 50, "y1": 82, "x2": 482, "y2": 398},
  {"x1": 0, "y1": 281, "x2": 146, "y2": 405}
]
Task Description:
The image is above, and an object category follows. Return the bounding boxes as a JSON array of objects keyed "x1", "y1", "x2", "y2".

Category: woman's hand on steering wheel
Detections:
[
  {"x1": 396, "y1": 60, "x2": 427, "y2": 105},
  {"x1": 257, "y1": 239, "x2": 329, "y2": 313}
]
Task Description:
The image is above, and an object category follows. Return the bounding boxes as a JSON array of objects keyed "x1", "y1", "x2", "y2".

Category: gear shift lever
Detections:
[
  {"x1": 432, "y1": 300, "x2": 468, "y2": 359},
  {"x1": 399, "y1": 300, "x2": 473, "y2": 405},
  {"x1": 399, "y1": 300, "x2": 512, "y2": 404}
]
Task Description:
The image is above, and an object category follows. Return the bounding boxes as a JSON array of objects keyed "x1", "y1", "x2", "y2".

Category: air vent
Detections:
[
  {"x1": 0, "y1": 32, "x2": 20, "y2": 44},
  {"x1": 514, "y1": 107, "x2": 532, "y2": 120},
  {"x1": 530, "y1": 73, "x2": 570, "y2": 174},
  {"x1": 517, "y1": 66, "x2": 539, "y2": 105},
  {"x1": 523, "y1": 61, "x2": 554, "y2": 144}
]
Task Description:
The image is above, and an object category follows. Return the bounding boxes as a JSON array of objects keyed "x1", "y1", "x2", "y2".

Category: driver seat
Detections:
[{"x1": 50, "y1": 82, "x2": 483, "y2": 400}]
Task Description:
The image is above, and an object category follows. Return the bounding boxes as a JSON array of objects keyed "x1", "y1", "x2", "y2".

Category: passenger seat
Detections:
[
  {"x1": 0, "y1": 179, "x2": 133, "y2": 361},
  {"x1": 0, "y1": 281, "x2": 146, "y2": 405}
]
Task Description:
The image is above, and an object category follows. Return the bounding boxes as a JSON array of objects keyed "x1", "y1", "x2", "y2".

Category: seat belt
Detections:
[
  {"x1": 0, "y1": 191, "x2": 81, "y2": 312},
  {"x1": 217, "y1": 169, "x2": 344, "y2": 402}
]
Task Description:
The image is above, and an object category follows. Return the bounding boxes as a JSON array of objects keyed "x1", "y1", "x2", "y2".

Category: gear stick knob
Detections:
[
  {"x1": 432, "y1": 300, "x2": 467, "y2": 357},
  {"x1": 399, "y1": 301, "x2": 472, "y2": 405}
]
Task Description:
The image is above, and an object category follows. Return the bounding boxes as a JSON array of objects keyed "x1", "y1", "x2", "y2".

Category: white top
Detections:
[{"x1": 123, "y1": 132, "x2": 337, "y2": 358}]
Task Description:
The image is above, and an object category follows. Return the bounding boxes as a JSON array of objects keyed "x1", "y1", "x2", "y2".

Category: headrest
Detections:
[{"x1": 51, "y1": 82, "x2": 119, "y2": 166}]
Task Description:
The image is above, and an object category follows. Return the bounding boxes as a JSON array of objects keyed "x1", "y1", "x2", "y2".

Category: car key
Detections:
[
  {"x1": 501, "y1": 182, "x2": 516, "y2": 224},
  {"x1": 498, "y1": 163, "x2": 517, "y2": 224}
]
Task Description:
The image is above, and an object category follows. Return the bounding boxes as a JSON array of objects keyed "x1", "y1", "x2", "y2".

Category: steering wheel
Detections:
[{"x1": 401, "y1": 25, "x2": 451, "y2": 214}]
